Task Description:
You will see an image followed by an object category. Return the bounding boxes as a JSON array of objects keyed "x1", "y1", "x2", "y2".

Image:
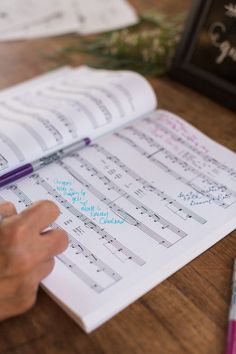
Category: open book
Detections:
[{"x1": 0, "y1": 66, "x2": 236, "y2": 332}]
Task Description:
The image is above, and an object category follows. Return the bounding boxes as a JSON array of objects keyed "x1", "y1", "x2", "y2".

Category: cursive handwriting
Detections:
[
  {"x1": 209, "y1": 22, "x2": 236, "y2": 64},
  {"x1": 54, "y1": 179, "x2": 124, "y2": 225},
  {"x1": 178, "y1": 184, "x2": 231, "y2": 206},
  {"x1": 225, "y1": 3, "x2": 236, "y2": 18}
]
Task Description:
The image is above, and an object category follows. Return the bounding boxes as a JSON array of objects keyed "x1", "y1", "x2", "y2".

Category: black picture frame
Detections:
[{"x1": 171, "y1": 0, "x2": 236, "y2": 111}]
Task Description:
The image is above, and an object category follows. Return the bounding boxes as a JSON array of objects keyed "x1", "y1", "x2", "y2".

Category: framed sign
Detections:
[{"x1": 172, "y1": 0, "x2": 236, "y2": 111}]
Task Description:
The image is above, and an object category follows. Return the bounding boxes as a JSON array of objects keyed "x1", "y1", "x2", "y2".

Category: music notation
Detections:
[
  {"x1": 129, "y1": 126, "x2": 236, "y2": 198},
  {"x1": 56, "y1": 228, "x2": 122, "y2": 293},
  {"x1": 58, "y1": 254, "x2": 105, "y2": 293},
  {"x1": 37, "y1": 90, "x2": 99, "y2": 129},
  {"x1": 58, "y1": 157, "x2": 185, "y2": 247},
  {"x1": 0, "y1": 0, "x2": 138, "y2": 42},
  {"x1": 70, "y1": 154, "x2": 188, "y2": 239},
  {"x1": 61, "y1": 229, "x2": 122, "y2": 286},
  {"x1": 14, "y1": 96, "x2": 78, "y2": 140},
  {"x1": 30, "y1": 174, "x2": 146, "y2": 267},
  {"x1": 0, "y1": 114, "x2": 48, "y2": 152},
  {"x1": 0, "y1": 131, "x2": 25, "y2": 164},
  {"x1": 0, "y1": 101, "x2": 64, "y2": 148},
  {"x1": 116, "y1": 129, "x2": 236, "y2": 209},
  {"x1": 92, "y1": 144, "x2": 207, "y2": 224},
  {"x1": 145, "y1": 118, "x2": 236, "y2": 179},
  {"x1": 7, "y1": 185, "x2": 32, "y2": 207},
  {"x1": 47, "y1": 86, "x2": 113, "y2": 125},
  {"x1": 0, "y1": 153, "x2": 8, "y2": 171},
  {"x1": 62, "y1": 81, "x2": 126, "y2": 119},
  {"x1": 6, "y1": 185, "x2": 122, "y2": 293}
]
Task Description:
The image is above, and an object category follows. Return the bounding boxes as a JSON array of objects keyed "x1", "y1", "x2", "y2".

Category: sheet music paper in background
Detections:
[
  {"x1": 0, "y1": 106, "x2": 235, "y2": 332},
  {"x1": 73, "y1": 0, "x2": 138, "y2": 35},
  {"x1": 0, "y1": 0, "x2": 138, "y2": 41}
]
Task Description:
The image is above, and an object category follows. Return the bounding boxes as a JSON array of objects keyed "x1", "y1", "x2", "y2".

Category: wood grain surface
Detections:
[{"x1": 0, "y1": 1, "x2": 235, "y2": 353}]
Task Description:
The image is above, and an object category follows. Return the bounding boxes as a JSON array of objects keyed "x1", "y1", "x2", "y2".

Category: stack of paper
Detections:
[{"x1": 0, "y1": 0, "x2": 138, "y2": 41}]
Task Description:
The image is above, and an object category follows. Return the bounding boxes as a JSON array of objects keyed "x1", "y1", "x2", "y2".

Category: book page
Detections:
[
  {"x1": 0, "y1": 0, "x2": 137, "y2": 41},
  {"x1": 75, "y1": 0, "x2": 138, "y2": 35},
  {"x1": 0, "y1": 0, "x2": 76, "y2": 40},
  {"x1": 1, "y1": 110, "x2": 235, "y2": 332},
  {"x1": 0, "y1": 66, "x2": 156, "y2": 175}
]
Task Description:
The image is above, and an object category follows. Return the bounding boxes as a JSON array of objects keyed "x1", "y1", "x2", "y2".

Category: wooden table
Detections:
[{"x1": 0, "y1": 1, "x2": 235, "y2": 353}]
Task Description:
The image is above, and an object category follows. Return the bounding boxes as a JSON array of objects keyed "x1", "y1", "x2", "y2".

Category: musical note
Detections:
[
  {"x1": 145, "y1": 118, "x2": 236, "y2": 179},
  {"x1": 14, "y1": 95, "x2": 78, "y2": 140},
  {"x1": 0, "y1": 153, "x2": 8, "y2": 171},
  {"x1": 116, "y1": 129, "x2": 236, "y2": 208},
  {"x1": 47, "y1": 86, "x2": 113, "y2": 124},
  {"x1": 6, "y1": 185, "x2": 122, "y2": 292},
  {"x1": 59, "y1": 158, "x2": 182, "y2": 246},
  {"x1": 92, "y1": 144, "x2": 207, "y2": 224},
  {"x1": 0, "y1": 113, "x2": 47, "y2": 151},
  {"x1": 62, "y1": 81, "x2": 126, "y2": 118},
  {"x1": 36, "y1": 90, "x2": 99, "y2": 129},
  {"x1": 0, "y1": 131, "x2": 25, "y2": 163},
  {"x1": 0, "y1": 101, "x2": 63, "y2": 147},
  {"x1": 31, "y1": 174, "x2": 145, "y2": 266},
  {"x1": 57, "y1": 254, "x2": 104, "y2": 293}
]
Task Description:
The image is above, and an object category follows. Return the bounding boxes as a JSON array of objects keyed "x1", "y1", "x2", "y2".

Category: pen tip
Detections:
[{"x1": 85, "y1": 138, "x2": 91, "y2": 146}]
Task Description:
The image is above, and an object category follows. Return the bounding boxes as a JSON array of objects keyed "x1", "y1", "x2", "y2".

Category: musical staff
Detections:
[
  {"x1": 15, "y1": 96, "x2": 78, "y2": 140},
  {"x1": 1, "y1": 11, "x2": 68, "y2": 38},
  {"x1": 0, "y1": 101, "x2": 64, "y2": 147},
  {"x1": 69, "y1": 154, "x2": 188, "y2": 241},
  {"x1": 0, "y1": 131, "x2": 25, "y2": 163},
  {"x1": 116, "y1": 129, "x2": 236, "y2": 208},
  {"x1": 58, "y1": 158, "x2": 183, "y2": 247},
  {"x1": 92, "y1": 144, "x2": 207, "y2": 224},
  {"x1": 63, "y1": 81, "x2": 125, "y2": 118},
  {"x1": 7, "y1": 185, "x2": 122, "y2": 293},
  {"x1": 36, "y1": 91, "x2": 99, "y2": 129},
  {"x1": 0, "y1": 153, "x2": 8, "y2": 171},
  {"x1": 31, "y1": 174, "x2": 146, "y2": 266},
  {"x1": 47, "y1": 86, "x2": 113, "y2": 124},
  {"x1": 58, "y1": 254, "x2": 105, "y2": 293},
  {"x1": 145, "y1": 117, "x2": 236, "y2": 179},
  {"x1": 129, "y1": 126, "x2": 236, "y2": 199},
  {"x1": 7, "y1": 185, "x2": 32, "y2": 207},
  {"x1": 56, "y1": 230, "x2": 122, "y2": 292},
  {"x1": 0, "y1": 114, "x2": 47, "y2": 151},
  {"x1": 61, "y1": 229, "x2": 122, "y2": 285}
]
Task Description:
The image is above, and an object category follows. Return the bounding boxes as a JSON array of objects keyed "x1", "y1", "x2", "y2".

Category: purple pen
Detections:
[
  {"x1": 226, "y1": 259, "x2": 236, "y2": 354},
  {"x1": 0, "y1": 137, "x2": 91, "y2": 189}
]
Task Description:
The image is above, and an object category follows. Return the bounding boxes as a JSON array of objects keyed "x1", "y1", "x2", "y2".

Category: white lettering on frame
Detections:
[{"x1": 209, "y1": 21, "x2": 236, "y2": 64}]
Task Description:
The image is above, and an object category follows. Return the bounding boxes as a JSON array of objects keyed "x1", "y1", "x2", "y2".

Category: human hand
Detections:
[{"x1": 0, "y1": 200, "x2": 68, "y2": 321}]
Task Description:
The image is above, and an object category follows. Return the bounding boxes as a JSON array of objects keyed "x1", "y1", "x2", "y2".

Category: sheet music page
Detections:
[
  {"x1": 0, "y1": 67, "x2": 73, "y2": 98},
  {"x1": 0, "y1": 0, "x2": 137, "y2": 41},
  {"x1": 0, "y1": 0, "x2": 77, "y2": 40},
  {"x1": 0, "y1": 66, "x2": 156, "y2": 175},
  {"x1": 1, "y1": 109, "x2": 235, "y2": 332},
  {"x1": 74, "y1": 0, "x2": 138, "y2": 35}
]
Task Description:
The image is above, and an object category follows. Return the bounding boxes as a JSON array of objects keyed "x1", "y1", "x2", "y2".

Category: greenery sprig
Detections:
[{"x1": 48, "y1": 11, "x2": 185, "y2": 76}]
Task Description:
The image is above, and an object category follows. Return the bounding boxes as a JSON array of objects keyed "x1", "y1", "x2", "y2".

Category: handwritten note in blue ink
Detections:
[
  {"x1": 178, "y1": 184, "x2": 230, "y2": 207},
  {"x1": 54, "y1": 179, "x2": 124, "y2": 225}
]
